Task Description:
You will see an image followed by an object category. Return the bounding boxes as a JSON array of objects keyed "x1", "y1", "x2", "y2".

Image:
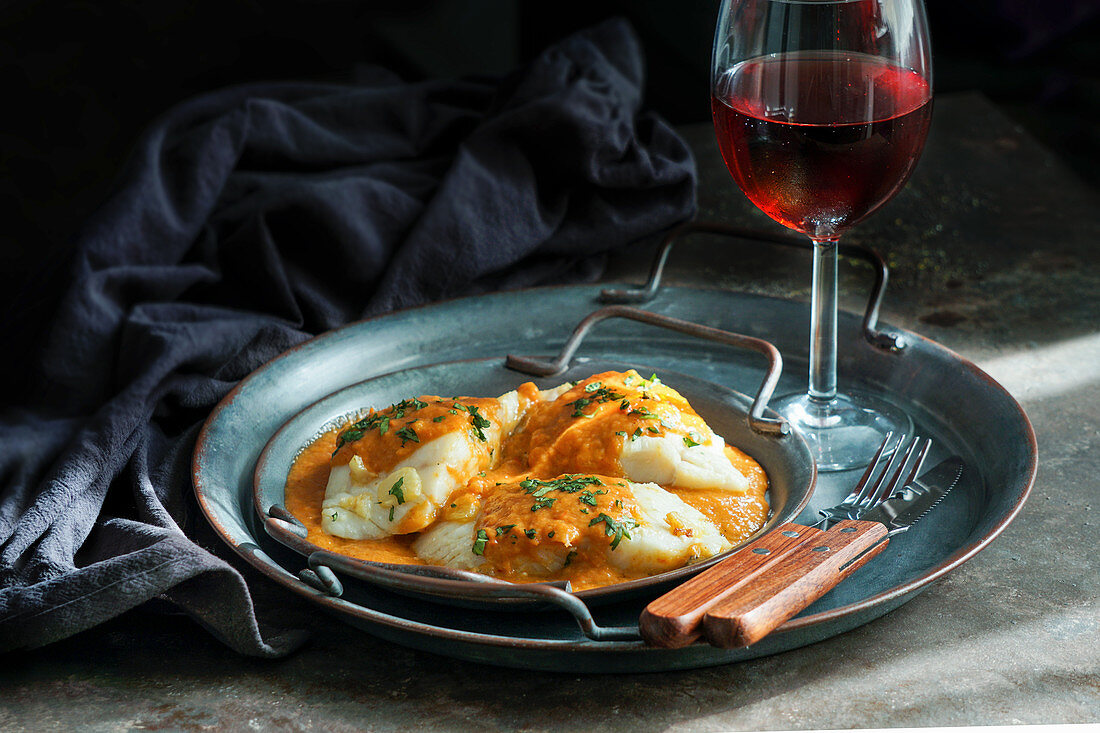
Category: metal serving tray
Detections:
[{"x1": 192, "y1": 285, "x2": 1036, "y2": 672}]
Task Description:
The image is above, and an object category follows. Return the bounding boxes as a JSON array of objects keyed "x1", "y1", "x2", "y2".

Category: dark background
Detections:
[{"x1": 1, "y1": 0, "x2": 1097, "y2": 404}]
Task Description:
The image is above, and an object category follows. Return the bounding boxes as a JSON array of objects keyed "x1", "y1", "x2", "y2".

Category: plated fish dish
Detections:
[{"x1": 283, "y1": 370, "x2": 769, "y2": 590}]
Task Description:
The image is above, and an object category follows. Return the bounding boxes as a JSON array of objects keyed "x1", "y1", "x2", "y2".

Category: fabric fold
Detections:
[{"x1": 0, "y1": 18, "x2": 696, "y2": 656}]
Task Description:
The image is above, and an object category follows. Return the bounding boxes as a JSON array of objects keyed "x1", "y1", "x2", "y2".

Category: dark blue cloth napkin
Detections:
[{"x1": 0, "y1": 19, "x2": 695, "y2": 656}]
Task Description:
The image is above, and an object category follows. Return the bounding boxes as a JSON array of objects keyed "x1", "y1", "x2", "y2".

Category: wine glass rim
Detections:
[{"x1": 756, "y1": 0, "x2": 875, "y2": 5}]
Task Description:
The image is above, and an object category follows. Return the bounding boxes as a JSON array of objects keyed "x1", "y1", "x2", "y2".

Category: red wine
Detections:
[{"x1": 712, "y1": 52, "x2": 932, "y2": 238}]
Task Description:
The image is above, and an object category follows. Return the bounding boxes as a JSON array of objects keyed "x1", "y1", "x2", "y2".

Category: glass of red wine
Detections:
[{"x1": 712, "y1": 0, "x2": 933, "y2": 470}]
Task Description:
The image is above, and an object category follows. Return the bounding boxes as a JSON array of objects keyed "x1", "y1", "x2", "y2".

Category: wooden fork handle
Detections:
[
  {"x1": 702, "y1": 519, "x2": 889, "y2": 649},
  {"x1": 639, "y1": 522, "x2": 819, "y2": 648}
]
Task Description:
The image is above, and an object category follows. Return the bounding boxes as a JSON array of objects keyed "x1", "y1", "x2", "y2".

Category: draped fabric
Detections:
[{"x1": 0, "y1": 19, "x2": 696, "y2": 655}]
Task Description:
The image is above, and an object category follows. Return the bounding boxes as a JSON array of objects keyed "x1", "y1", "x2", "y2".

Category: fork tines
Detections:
[
  {"x1": 818, "y1": 432, "x2": 933, "y2": 526},
  {"x1": 858, "y1": 434, "x2": 932, "y2": 508}
]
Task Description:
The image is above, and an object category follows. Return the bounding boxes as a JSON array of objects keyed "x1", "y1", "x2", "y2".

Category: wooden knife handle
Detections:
[
  {"x1": 639, "y1": 522, "x2": 819, "y2": 648},
  {"x1": 702, "y1": 519, "x2": 890, "y2": 649}
]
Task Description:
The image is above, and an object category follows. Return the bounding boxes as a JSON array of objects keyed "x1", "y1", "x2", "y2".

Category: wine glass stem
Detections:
[{"x1": 808, "y1": 237, "x2": 839, "y2": 403}]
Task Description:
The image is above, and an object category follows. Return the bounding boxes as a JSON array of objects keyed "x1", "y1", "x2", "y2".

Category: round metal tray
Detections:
[{"x1": 192, "y1": 285, "x2": 1036, "y2": 672}]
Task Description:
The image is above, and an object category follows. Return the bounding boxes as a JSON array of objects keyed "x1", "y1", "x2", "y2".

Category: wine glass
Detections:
[{"x1": 711, "y1": 0, "x2": 933, "y2": 471}]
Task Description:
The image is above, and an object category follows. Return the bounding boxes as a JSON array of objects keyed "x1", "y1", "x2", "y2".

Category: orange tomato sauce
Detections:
[{"x1": 283, "y1": 371, "x2": 769, "y2": 590}]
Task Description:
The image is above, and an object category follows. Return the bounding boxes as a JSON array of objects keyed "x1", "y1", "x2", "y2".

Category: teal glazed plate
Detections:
[{"x1": 193, "y1": 285, "x2": 1036, "y2": 672}]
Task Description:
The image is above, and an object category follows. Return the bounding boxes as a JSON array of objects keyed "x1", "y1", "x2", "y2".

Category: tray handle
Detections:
[
  {"x1": 297, "y1": 549, "x2": 641, "y2": 642},
  {"x1": 239, "y1": 540, "x2": 645, "y2": 647},
  {"x1": 259, "y1": 506, "x2": 639, "y2": 642},
  {"x1": 600, "y1": 220, "x2": 904, "y2": 352},
  {"x1": 262, "y1": 510, "x2": 531, "y2": 585},
  {"x1": 506, "y1": 304, "x2": 788, "y2": 436}
]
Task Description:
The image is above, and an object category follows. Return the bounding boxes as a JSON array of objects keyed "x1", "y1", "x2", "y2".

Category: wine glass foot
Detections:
[{"x1": 773, "y1": 391, "x2": 913, "y2": 472}]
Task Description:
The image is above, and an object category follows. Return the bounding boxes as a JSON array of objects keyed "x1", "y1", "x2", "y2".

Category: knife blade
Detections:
[
  {"x1": 639, "y1": 456, "x2": 964, "y2": 649},
  {"x1": 860, "y1": 455, "x2": 963, "y2": 531}
]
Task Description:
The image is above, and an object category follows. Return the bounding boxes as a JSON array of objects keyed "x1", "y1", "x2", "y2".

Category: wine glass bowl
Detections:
[
  {"x1": 712, "y1": 0, "x2": 933, "y2": 470},
  {"x1": 712, "y1": 51, "x2": 932, "y2": 239}
]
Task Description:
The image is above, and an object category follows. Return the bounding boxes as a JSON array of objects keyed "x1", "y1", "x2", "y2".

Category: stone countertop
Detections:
[{"x1": 2, "y1": 93, "x2": 1097, "y2": 731}]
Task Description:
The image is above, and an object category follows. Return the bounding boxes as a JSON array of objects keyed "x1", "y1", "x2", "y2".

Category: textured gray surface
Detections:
[{"x1": 2, "y1": 94, "x2": 1098, "y2": 730}]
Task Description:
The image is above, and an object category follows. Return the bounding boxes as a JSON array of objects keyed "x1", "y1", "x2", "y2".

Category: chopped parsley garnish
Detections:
[
  {"x1": 472, "y1": 529, "x2": 488, "y2": 555},
  {"x1": 520, "y1": 475, "x2": 604, "y2": 510},
  {"x1": 631, "y1": 428, "x2": 643, "y2": 441},
  {"x1": 589, "y1": 385, "x2": 625, "y2": 401},
  {"x1": 395, "y1": 426, "x2": 420, "y2": 446},
  {"x1": 647, "y1": 426, "x2": 660, "y2": 435},
  {"x1": 547, "y1": 531, "x2": 555, "y2": 538},
  {"x1": 333, "y1": 395, "x2": 435, "y2": 453},
  {"x1": 531, "y1": 497, "x2": 557, "y2": 511},
  {"x1": 520, "y1": 475, "x2": 604, "y2": 495},
  {"x1": 389, "y1": 397, "x2": 425, "y2": 420},
  {"x1": 433, "y1": 415, "x2": 446, "y2": 423},
  {"x1": 332, "y1": 413, "x2": 387, "y2": 452},
  {"x1": 570, "y1": 384, "x2": 625, "y2": 417},
  {"x1": 570, "y1": 398, "x2": 595, "y2": 418},
  {"x1": 467, "y1": 405, "x2": 491, "y2": 442},
  {"x1": 564, "y1": 550, "x2": 578, "y2": 567},
  {"x1": 388, "y1": 477, "x2": 405, "y2": 504},
  {"x1": 683, "y1": 434, "x2": 701, "y2": 447},
  {"x1": 578, "y1": 491, "x2": 598, "y2": 507},
  {"x1": 337, "y1": 428, "x2": 366, "y2": 447},
  {"x1": 629, "y1": 406, "x2": 660, "y2": 421},
  {"x1": 614, "y1": 431, "x2": 626, "y2": 437},
  {"x1": 524, "y1": 529, "x2": 537, "y2": 539},
  {"x1": 329, "y1": 511, "x2": 339, "y2": 521},
  {"x1": 589, "y1": 513, "x2": 637, "y2": 550},
  {"x1": 496, "y1": 525, "x2": 516, "y2": 535}
]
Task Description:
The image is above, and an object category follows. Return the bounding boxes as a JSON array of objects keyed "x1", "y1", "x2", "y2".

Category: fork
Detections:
[
  {"x1": 639, "y1": 433, "x2": 930, "y2": 648},
  {"x1": 817, "y1": 432, "x2": 932, "y2": 526}
]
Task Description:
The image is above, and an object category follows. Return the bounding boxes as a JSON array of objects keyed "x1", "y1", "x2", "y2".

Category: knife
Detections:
[
  {"x1": 858, "y1": 456, "x2": 962, "y2": 530},
  {"x1": 640, "y1": 456, "x2": 963, "y2": 649}
]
